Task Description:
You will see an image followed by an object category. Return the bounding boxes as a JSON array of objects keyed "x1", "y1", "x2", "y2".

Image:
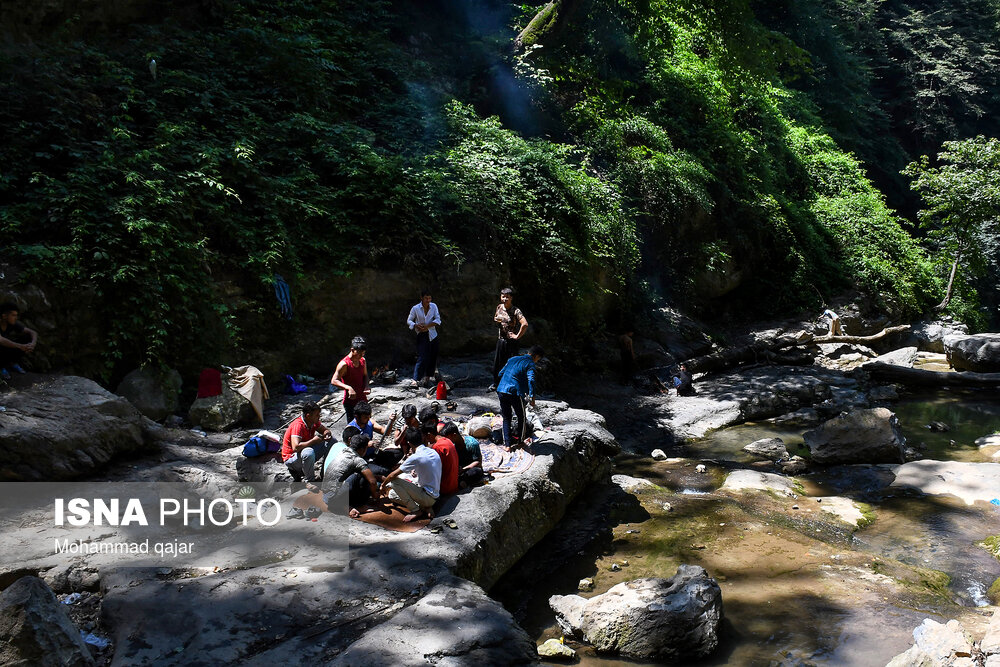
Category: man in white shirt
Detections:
[
  {"x1": 381, "y1": 428, "x2": 441, "y2": 522},
  {"x1": 406, "y1": 289, "x2": 441, "y2": 387}
]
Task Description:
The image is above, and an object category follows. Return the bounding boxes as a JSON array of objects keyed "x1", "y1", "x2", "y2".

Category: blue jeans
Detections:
[
  {"x1": 285, "y1": 442, "x2": 329, "y2": 482},
  {"x1": 498, "y1": 391, "x2": 525, "y2": 450},
  {"x1": 414, "y1": 332, "x2": 439, "y2": 380}
]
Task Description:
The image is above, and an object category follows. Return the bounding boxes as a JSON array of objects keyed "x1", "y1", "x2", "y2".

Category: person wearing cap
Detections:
[
  {"x1": 406, "y1": 288, "x2": 441, "y2": 387},
  {"x1": 495, "y1": 345, "x2": 543, "y2": 452},
  {"x1": 491, "y1": 287, "x2": 528, "y2": 390},
  {"x1": 330, "y1": 336, "x2": 370, "y2": 423}
]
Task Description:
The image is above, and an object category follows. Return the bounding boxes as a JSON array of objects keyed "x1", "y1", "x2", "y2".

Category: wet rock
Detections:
[
  {"x1": 890, "y1": 460, "x2": 1000, "y2": 505},
  {"x1": 981, "y1": 611, "x2": 1000, "y2": 656},
  {"x1": 550, "y1": 566, "x2": 722, "y2": 661},
  {"x1": 803, "y1": 408, "x2": 906, "y2": 465},
  {"x1": 976, "y1": 435, "x2": 1000, "y2": 449},
  {"x1": 772, "y1": 407, "x2": 821, "y2": 427},
  {"x1": 944, "y1": 333, "x2": 1000, "y2": 373},
  {"x1": 116, "y1": 367, "x2": 182, "y2": 421},
  {"x1": 721, "y1": 470, "x2": 797, "y2": 496},
  {"x1": 926, "y1": 421, "x2": 950, "y2": 432},
  {"x1": 0, "y1": 375, "x2": 153, "y2": 481},
  {"x1": 780, "y1": 456, "x2": 809, "y2": 475},
  {"x1": 612, "y1": 474, "x2": 656, "y2": 494},
  {"x1": 814, "y1": 496, "x2": 866, "y2": 527},
  {"x1": 815, "y1": 387, "x2": 871, "y2": 418},
  {"x1": 885, "y1": 619, "x2": 974, "y2": 667},
  {"x1": 650, "y1": 449, "x2": 667, "y2": 461},
  {"x1": 0, "y1": 576, "x2": 94, "y2": 667},
  {"x1": 188, "y1": 383, "x2": 255, "y2": 431},
  {"x1": 869, "y1": 385, "x2": 900, "y2": 402},
  {"x1": 537, "y1": 638, "x2": 576, "y2": 660},
  {"x1": 743, "y1": 437, "x2": 788, "y2": 461}
]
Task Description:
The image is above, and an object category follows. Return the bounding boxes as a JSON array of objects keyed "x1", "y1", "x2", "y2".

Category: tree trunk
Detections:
[
  {"x1": 933, "y1": 253, "x2": 961, "y2": 313},
  {"x1": 863, "y1": 362, "x2": 1000, "y2": 386}
]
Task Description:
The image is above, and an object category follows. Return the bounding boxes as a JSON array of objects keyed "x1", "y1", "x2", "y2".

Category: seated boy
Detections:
[
  {"x1": 281, "y1": 402, "x2": 332, "y2": 491},
  {"x1": 381, "y1": 428, "x2": 441, "y2": 522},
  {"x1": 322, "y1": 434, "x2": 381, "y2": 518},
  {"x1": 440, "y1": 422, "x2": 484, "y2": 488}
]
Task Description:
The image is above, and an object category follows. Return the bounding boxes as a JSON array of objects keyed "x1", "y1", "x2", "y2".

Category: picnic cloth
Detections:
[
  {"x1": 480, "y1": 442, "x2": 534, "y2": 475},
  {"x1": 292, "y1": 493, "x2": 430, "y2": 533},
  {"x1": 227, "y1": 365, "x2": 269, "y2": 423}
]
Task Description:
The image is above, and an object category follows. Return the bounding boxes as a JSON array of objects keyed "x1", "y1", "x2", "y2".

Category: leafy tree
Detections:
[{"x1": 903, "y1": 136, "x2": 1000, "y2": 312}]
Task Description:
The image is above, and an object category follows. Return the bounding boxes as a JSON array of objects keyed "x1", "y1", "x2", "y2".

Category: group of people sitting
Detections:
[{"x1": 281, "y1": 400, "x2": 487, "y2": 522}]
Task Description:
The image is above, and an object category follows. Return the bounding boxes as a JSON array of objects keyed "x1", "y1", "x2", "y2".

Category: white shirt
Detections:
[
  {"x1": 399, "y1": 445, "x2": 442, "y2": 497},
  {"x1": 407, "y1": 302, "x2": 441, "y2": 341}
]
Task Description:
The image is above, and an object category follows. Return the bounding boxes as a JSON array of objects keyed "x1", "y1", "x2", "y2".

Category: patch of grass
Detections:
[
  {"x1": 981, "y1": 535, "x2": 1000, "y2": 560},
  {"x1": 989, "y1": 577, "x2": 1000, "y2": 605},
  {"x1": 855, "y1": 502, "x2": 876, "y2": 529},
  {"x1": 917, "y1": 567, "x2": 952, "y2": 598}
]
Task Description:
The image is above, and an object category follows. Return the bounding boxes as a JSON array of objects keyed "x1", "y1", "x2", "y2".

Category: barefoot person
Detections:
[
  {"x1": 491, "y1": 288, "x2": 527, "y2": 390},
  {"x1": 496, "y1": 346, "x2": 543, "y2": 452},
  {"x1": 406, "y1": 289, "x2": 441, "y2": 387},
  {"x1": 381, "y1": 428, "x2": 441, "y2": 522},
  {"x1": 321, "y1": 434, "x2": 382, "y2": 518},
  {"x1": 330, "y1": 336, "x2": 370, "y2": 423}
]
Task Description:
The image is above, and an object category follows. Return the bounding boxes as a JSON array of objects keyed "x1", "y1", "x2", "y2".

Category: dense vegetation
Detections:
[{"x1": 1, "y1": 0, "x2": 998, "y2": 374}]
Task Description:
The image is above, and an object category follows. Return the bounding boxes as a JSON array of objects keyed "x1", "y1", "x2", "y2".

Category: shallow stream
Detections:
[{"x1": 497, "y1": 389, "x2": 1000, "y2": 666}]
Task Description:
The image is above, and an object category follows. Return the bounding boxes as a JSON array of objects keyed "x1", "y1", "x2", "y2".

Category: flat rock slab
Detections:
[
  {"x1": 813, "y1": 496, "x2": 866, "y2": 527},
  {"x1": 721, "y1": 470, "x2": 797, "y2": 496},
  {"x1": 0, "y1": 375, "x2": 152, "y2": 481},
  {"x1": 890, "y1": 460, "x2": 1000, "y2": 505}
]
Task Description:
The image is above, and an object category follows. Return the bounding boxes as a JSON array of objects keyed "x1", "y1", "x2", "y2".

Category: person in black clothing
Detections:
[
  {"x1": 490, "y1": 288, "x2": 528, "y2": 390},
  {"x1": 0, "y1": 302, "x2": 37, "y2": 379},
  {"x1": 672, "y1": 363, "x2": 696, "y2": 396}
]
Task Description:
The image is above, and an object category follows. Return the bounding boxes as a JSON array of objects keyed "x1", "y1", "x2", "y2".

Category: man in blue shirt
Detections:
[{"x1": 495, "y1": 346, "x2": 544, "y2": 451}]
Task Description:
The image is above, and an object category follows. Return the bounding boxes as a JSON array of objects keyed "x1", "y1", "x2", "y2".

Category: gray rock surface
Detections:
[
  {"x1": 866, "y1": 347, "x2": 918, "y2": 368},
  {"x1": 804, "y1": 408, "x2": 906, "y2": 465},
  {"x1": 884, "y1": 619, "x2": 974, "y2": 667},
  {"x1": 743, "y1": 437, "x2": 788, "y2": 461},
  {"x1": 780, "y1": 456, "x2": 809, "y2": 475},
  {"x1": 945, "y1": 333, "x2": 1000, "y2": 372},
  {"x1": 188, "y1": 382, "x2": 255, "y2": 431},
  {"x1": 869, "y1": 385, "x2": 900, "y2": 401},
  {"x1": 550, "y1": 566, "x2": 723, "y2": 661},
  {"x1": 0, "y1": 576, "x2": 94, "y2": 667},
  {"x1": 0, "y1": 375, "x2": 153, "y2": 481},
  {"x1": 115, "y1": 367, "x2": 182, "y2": 421},
  {"x1": 721, "y1": 470, "x2": 797, "y2": 496},
  {"x1": 976, "y1": 434, "x2": 1000, "y2": 449},
  {"x1": 772, "y1": 407, "x2": 821, "y2": 427},
  {"x1": 890, "y1": 460, "x2": 1000, "y2": 505},
  {"x1": 332, "y1": 578, "x2": 537, "y2": 666},
  {"x1": 910, "y1": 320, "x2": 969, "y2": 353}
]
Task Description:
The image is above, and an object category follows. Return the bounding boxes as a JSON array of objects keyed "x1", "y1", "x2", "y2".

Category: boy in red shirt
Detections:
[
  {"x1": 423, "y1": 418, "x2": 459, "y2": 496},
  {"x1": 282, "y1": 401, "x2": 332, "y2": 492}
]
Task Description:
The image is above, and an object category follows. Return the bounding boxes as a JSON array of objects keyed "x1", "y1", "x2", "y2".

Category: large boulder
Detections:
[
  {"x1": 803, "y1": 407, "x2": 906, "y2": 465},
  {"x1": 0, "y1": 576, "x2": 94, "y2": 667},
  {"x1": 549, "y1": 566, "x2": 723, "y2": 661},
  {"x1": 188, "y1": 383, "x2": 254, "y2": 431},
  {"x1": 910, "y1": 320, "x2": 969, "y2": 353},
  {"x1": 116, "y1": 367, "x2": 182, "y2": 421},
  {"x1": 885, "y1": 619, "x2": 974, "y2": 667},
  {"x1": 0, "y1": 375, "x2": 153, "y2": 481},
  {"x1": 944, "y1": 333, "x2": 1000, "y2": 373}
]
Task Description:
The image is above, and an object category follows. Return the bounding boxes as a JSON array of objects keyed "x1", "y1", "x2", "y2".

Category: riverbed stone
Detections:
[
  {"x1": 0, "y1": 576, "x2": 94, "y2": 667},
  {"x1": 115, "y1": 367, "x2": 183, "y2": 421},
  {"x1": 869, "y1": 385, "x2": 900, "y2": 401},
  {"x1": 982, "y1": 611, "x2": 1000, "y2": 655},
  {"x1": 890, "y1": 460, "x2": 1000, "y2": 505},
  {"x1": 865, "y1": 347, "x2": 918, "y2": 369},
  {"x1": 772, "y1": 407, "x2": 821, "y2": 427},
  {"x1": 537, "y1": 638, "x2": 576, "y2": 660},
  {"x1": 944, "y1": 333, "x2": 1000, "y2": 373},
  {"x1": 909, "y1": 320, "x2": 969, "y2": 353},
  {"x1": 885, "y1": 619, "x2": 974, "y2": 667},
  {"x1": 721, "y1": 470, "x2": 797, "y2": 496},
  {"x1": 650, "y1": 449, "x2": 667, "y2": 460},
  {"x1": 742, "y1": 437, "x2": 788, "y2": 461},
  {"x1": 549, "y1": 566, "x2": 722, "y2": 660},
  {"x1": 780, "y1": 456, "x2": 809, "y2": 475},
  {"x1": 0, "y1": 375, "x2": 153, "y2": 481},
  {"x1": 976, "y1": 434, "x2": 1000, "y2": 449},
  {"x1": 188, "y1": 382, "x2": 255, "y2": 431},
  {"x1": 612, "y1": 474, "x2": 656, "y2": 494},
  {"x1": 803, "y1": 407, "x2": 906, "y2": 465}
]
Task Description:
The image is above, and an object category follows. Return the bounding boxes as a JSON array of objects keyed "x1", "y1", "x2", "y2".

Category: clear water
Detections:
[{"x1": 502, "y1": 389, "x2": 1000, "y2": 666}]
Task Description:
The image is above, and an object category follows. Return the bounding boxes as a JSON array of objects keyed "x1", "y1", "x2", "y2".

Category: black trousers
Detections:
[{"x1": 492, "y1": 338, "x2": 517, "y2": 384}]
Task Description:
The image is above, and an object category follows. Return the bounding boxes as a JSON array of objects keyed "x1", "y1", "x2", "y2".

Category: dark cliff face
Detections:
[{"x1": 0, "y1": 0, "x2": 223, "y2": 41}]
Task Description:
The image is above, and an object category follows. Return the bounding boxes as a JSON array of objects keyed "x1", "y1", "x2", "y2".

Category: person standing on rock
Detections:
[
  {"x1": 491, "y1": 287, "x2": 528, "y2": 391},
  {"x1": 407, "y1": 289, "x2": 441, "y2": 387},
  {"x1": 330, "y1": 336, "x2": 370, "y2": 423},
  {"x1": 496, "y1": 345, "x2": 543, "y2": 451},
  {"x1": 381, "y1": 427, "x2": 442, "y2": 522},
  {"x1": 0, "y1": 302, "x2": 37, "y2": 380},
  {"x1": 822, "y1": 308, "x2": 843, "y2": 336},
  {"x1": 281, "y1": 401, "x2": 333, "y2": 492}
]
